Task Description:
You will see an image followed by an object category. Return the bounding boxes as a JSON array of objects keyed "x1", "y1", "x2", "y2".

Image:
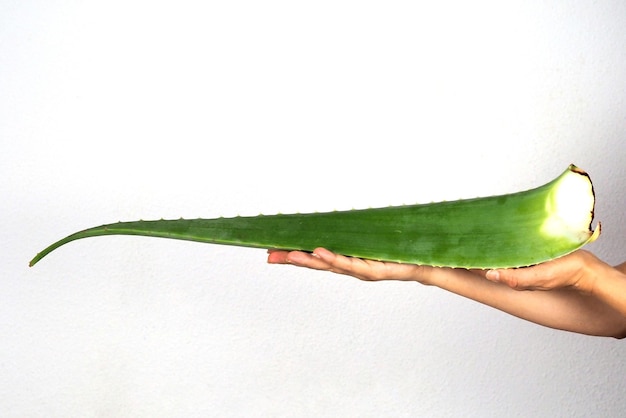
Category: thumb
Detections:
[{"x1": 486, "y1": 268, "x2": 523, "y2": 289}]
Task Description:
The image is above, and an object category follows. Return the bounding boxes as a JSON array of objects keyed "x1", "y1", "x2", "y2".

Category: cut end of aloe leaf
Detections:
[{"x1": 541, "y1": 164, "x2": 598, "y2": 246}]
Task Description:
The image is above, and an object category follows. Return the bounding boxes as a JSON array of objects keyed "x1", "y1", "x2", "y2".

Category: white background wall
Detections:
[{"x1": 2, "y1": 1, "x2": 626, "y2": 416}]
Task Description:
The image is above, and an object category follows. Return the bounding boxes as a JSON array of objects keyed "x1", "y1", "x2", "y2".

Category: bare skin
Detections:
[{"x1": 267, "y1": 248, "x2": 626, "y2": 338}]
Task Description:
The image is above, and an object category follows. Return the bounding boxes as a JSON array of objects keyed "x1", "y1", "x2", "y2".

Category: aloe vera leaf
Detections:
[{"x1": 29, "y1": 165, "x2": 599, "y2": 269}]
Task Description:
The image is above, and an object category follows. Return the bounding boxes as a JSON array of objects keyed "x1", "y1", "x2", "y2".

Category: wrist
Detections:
[
  {"x1": 580, "y1": 253, "x2": 622, "y2": 297},
  {"x1": 572, "y1": 251, "x2": 603, "y2": 294}
]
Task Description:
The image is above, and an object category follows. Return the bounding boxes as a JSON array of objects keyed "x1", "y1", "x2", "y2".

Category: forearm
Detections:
[
  {"x1": 614, "y1": 261, "x2": 626, "y2": 274},
  {"x1": 427, "y1": 268, "x2": 626, "y2": 338},
  {"x1": 588, "y1": 259, "x2": 626, "y2": 321}
]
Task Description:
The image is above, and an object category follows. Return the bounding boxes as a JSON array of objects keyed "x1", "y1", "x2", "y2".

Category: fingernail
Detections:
[
  {"x1": 313, "y1": 248, "x2": 332, "y2": 260},
  {"x1": 486, "y1": 270, "x2": 500, "y2": 282}
]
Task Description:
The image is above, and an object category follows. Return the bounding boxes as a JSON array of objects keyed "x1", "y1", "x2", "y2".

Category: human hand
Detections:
[
  {"x1": 267, "y1": 247, "x2": 436, "y2": 283},
  {"x1": 485, "y1": 249, "x2": 602, "y2": 293},
  {"x1": 268, "y1": 247, "x2": 604, "y2": 294},
  {"x1": 268, "y1": 247, "x2": 626, "y2": 337}
]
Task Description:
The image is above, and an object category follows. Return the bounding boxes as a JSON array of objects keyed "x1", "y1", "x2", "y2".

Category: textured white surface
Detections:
[{"x1": 2, "y1": 1, "x2": 626, "y2": 416}]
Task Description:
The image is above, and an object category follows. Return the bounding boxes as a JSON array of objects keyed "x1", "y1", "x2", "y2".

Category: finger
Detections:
[
  {"x1": 267, "y1": 249, "x2": 334, "y2": 271},
  {"x1": 266, "y1": 250, "x2": 291, "y2": 264},
  {"x1": 486, "y1": 262, "x2": 560, "y2": 290},
  {"x1": 313, "y1": 247, "x2": 427, "y2": 281},
  {"x1": 487, "y1": 249, "x2": 592, "y2": 291},
  {"x1": 486, "y1": 269, "x2": 522, "y2": 289},
  {"x1": 311, "y1": 248, "x2": 378, "y2": 279}
]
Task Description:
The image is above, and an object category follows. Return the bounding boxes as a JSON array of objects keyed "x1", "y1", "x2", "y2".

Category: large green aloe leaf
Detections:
[{"x1": 30, "y1": 165, "x2": 598, "y2": 269}]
